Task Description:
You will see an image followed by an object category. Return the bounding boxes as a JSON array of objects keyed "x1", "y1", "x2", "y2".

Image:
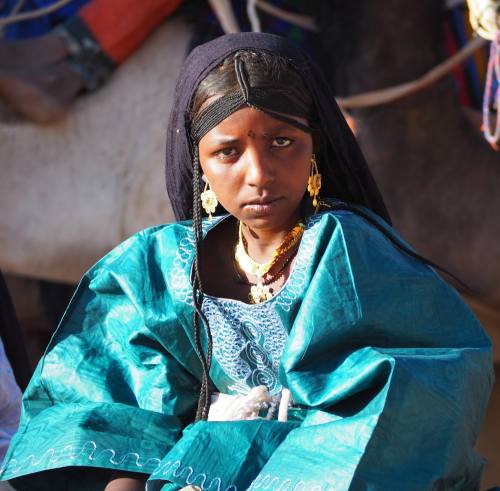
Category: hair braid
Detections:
[{"x1": 191, "y1": 147, "x2": 214, "y2": 421}]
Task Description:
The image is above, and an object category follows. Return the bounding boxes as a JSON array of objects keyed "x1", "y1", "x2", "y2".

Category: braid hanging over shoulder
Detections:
[{"x1": 165, "y1": 33, "x2": 393, "y2": 420}]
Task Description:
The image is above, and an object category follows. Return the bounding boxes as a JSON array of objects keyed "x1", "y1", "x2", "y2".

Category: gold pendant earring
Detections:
[
  {"x1": 307, "y1": 153, "x2": 322, "y2": 208},
  {"x1": 200, "y1": 180, "x2": 218, "y2": 222}
]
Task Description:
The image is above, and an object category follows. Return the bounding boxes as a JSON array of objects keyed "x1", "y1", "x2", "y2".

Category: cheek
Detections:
[
  {"x1": 281, "y1": 146, "x2": 311, "y2": 181},
  {"x1": 202, "y1": 159, "x2": 236, "y2": 185},
  {"x1": 199, "y1": 153, "x2": 221, "y2": 184},
  {"x1": 199, "y1": 159, "x2": 241, "y2": 210},
  {"x1": 287, "y1": 138, "x2": 313, "y2": 165}
]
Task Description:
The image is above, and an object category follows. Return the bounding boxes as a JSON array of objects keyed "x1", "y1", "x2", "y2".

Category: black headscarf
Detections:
[{"x1": 165, "y1": 32, "x2": 391, "y2": 224}]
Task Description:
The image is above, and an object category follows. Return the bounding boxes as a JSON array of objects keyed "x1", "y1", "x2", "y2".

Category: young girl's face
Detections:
[{"x1": 198, "y1": 106, "x2": 313, "y2": 233}]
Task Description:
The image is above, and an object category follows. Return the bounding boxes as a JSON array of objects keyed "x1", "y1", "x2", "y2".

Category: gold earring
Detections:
[
  {"x1": 200, "y1": 180, "x2": 218, "y2": 222},
  {"x1": 307, "y1": 153, "x2": 322, "y2": 208}
]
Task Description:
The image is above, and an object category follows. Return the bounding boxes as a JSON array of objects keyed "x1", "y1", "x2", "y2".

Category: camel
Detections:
[
  {"x1": 322, "y1": 0, "x2": 500, "y2": 353},
  {"x1": 2, "y1": 4, "x2": 499, "y2": 342},
  {"x1": 0, "y1": 18, "x2": 188, "y2": 285}
]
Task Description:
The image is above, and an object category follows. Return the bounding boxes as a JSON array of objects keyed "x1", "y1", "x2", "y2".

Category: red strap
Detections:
[{"x1": 79, "y1": 0, "x2": 183, "y2": 64}]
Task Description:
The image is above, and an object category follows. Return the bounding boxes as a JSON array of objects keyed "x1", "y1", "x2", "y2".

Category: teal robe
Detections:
[{"x1": 0, "y1": 208, "x2": 493, "y2": 490}]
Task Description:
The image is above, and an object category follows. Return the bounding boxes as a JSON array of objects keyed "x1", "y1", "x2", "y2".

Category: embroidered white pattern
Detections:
[
  {"x1": 150, "y1": 459, "x2": 237, "y2": 491},
  {"x1": 170, "y1": 219, "x2": 225, "y2": 305},
  {"x1": 274, "y1": 214, "x2": 322, "y2": 312},
  {"x1": 170, "y1": 214, "x2": 324, "y2": 395},
  {"x1": 170, "y1": 215, "x2": 322, "y2": 311},
  {"x1": 0, "y1": 440, "x2": 161, "y2": 476},
  {"x1": 248, "y1": 474, "x2": 334, "y2": 491},
  {"x1": 170, "y1": 232, "x2": 196, "y2": 305},
  {"x1": 149, "y1": 460, "x2": 334, "y2": 491},
  {"x1": 202, "y1": 298, "x2": 287, "y2": 395}
]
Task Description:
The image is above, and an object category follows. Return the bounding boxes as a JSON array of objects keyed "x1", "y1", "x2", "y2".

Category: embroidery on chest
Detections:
[{"x1": 202, "y1": 298, "x2": 288, "y2": 395}]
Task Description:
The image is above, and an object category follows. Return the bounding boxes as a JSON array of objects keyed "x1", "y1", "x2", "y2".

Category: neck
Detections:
[{"x1": 241, "y1": 215, "x2": 300, "y2": 263}]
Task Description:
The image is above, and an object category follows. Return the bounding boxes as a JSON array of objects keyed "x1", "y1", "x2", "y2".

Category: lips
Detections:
[
  {"x1": 242, "y1": 196, "x2": 283, "y2": 216},
  {"x1": 244, "y1": 196, "x2": 280, "y2": 206}
]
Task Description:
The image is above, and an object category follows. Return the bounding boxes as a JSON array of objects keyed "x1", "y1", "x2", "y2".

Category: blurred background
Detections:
[{"x1": 0, "y1": 0, "x2": 499, "y2": 488}]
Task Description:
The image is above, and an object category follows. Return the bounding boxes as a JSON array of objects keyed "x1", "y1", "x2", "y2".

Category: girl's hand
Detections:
[{"x1": 208, "y1": 385, "x2": 273, "y2": 421}]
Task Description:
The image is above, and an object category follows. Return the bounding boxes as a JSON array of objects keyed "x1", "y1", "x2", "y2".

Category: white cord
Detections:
[
  {"x1": 0, "y1": 0, "x2": 73, "y2": 28},
  {"x1": 0, "y1": 0, "x2": 24, "y2": 36},
  {"x1": 208, "y1": 0, "x2": 240, "y2": 34},
  {"x1": 247, "y1": 0, "x2": 261, "y2": 33},
  {"x1": 482, "y1": 33, "x2": 500, "y2": 146},
  {"x1": 255, "y1": 0, "x2": 318, "y2": 32},
  {"x1": 337, "y1": 36, "x2": 487, "y2": 109}
]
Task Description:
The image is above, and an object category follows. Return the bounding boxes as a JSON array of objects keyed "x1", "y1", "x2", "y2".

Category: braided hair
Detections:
[
  {"x1": 182, "y1": 44, "x2": 468, "y2": 421},
  {"x1": 191, "y1": 146, "x2": 213, "y2": 421},
  {"x1": 187, "y1": 50, "x2": 315, "y2": 420}
]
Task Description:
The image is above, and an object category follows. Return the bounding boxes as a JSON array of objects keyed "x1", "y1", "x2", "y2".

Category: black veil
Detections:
[{"x1": 165, "y1": 32, "x2": 391, "y2": 225}]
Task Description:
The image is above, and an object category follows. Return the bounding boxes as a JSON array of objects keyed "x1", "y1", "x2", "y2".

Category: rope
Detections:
[
  {"x1": 467, "y1": 0, "x2": 500, "y2": 147},
  {"x1": 2, "y1": 0, "x2": 484, "y2": 119},
  {"x1": 337, "y1": 36, "x2": 488, "y2": 109},
  {"x1": 247, "y1": 0, "x2": 261, "y2": 33},
  {"x1": 255, "y1": 0, "x2": 318, "y2": 32},
  {"x1": 0, "y1": 0, "x2": 24, "y2": 36},
  {"x1": 233, "y1": 2, "x2": 487, "y2": 111},
  {"x1": 207, "y1": 0, "x2": 240, "y2": 34},
  {"x1": 482, "y1": 33, "x2": 500, "y2": 148},
  {"x1": 206, "y1": 1, "x2": 484, "y2": 111},
  {"x1": 0, "y1": 0, "x2": 73, "y2": 27}
]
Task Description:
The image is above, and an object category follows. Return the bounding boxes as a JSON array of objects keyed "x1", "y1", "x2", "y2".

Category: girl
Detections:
[{"x1": 1, "y1": 33, "x2": 493, "y2": 491}]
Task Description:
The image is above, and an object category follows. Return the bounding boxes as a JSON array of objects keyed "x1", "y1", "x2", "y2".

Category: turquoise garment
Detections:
[{"x1": 0, "y1": 208, "x2": 493, "y2": 490}]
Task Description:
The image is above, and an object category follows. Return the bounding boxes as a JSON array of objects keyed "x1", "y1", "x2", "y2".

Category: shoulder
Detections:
[
  {"x1": 314, "y1": 199, "x2": 390, "y2": 232},
  {"x1": 68, "y1": 221, "x2": 196, "y2": 305},
  {"x1": 311, "y1": 200, "x2": 430, "y2": 276},
  {"x1": 312, "y1": 199, "x2": 398, "y2": 246},
  {"x1": 52, "y1": 220, "x2": 196, "y2": 336},
  {"x1": 87, "y1": 220, "x2": 193, "y2": 278}
]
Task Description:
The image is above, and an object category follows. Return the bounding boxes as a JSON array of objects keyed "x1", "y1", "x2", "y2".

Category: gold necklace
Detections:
[{"x1": 234, "y1": 221, "x2": 304, "y2": 303}]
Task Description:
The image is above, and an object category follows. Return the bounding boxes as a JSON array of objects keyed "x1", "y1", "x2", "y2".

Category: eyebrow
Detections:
[
  {"x1": 262, "y1": 123, "x2": 304, "y2": 135},
  {"x1": 211, "y1": 137, "x2": 240, "y2": 145},
  {"x1": 210, "y1": 124, "x2": 304, "y2": 145}
]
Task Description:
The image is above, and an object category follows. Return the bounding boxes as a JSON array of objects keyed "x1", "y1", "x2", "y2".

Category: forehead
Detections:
[{"x1": 200, "y1": 106, "x2": 309, "y2": 141}]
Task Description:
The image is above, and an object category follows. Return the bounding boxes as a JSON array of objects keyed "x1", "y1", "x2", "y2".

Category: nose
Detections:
[{"x1": 244, "y1": 147, "x2": 274, "y2": 188}]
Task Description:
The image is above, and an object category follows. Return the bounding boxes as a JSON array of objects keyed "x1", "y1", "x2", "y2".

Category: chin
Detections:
[
  {"x1": 243, "y1": 217, "x2": 277, "y2": 229},
  {"x1": 241, "y1": 212, "x2": 300, "y2": 232},
  {"x1": 235, "y1": 200, "x2": 302, "y2": 229}
]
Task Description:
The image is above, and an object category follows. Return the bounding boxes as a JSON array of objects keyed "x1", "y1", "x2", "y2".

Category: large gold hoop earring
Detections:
[
  {"x1": 200, "y1": 180, "x2": 218, "y2": 222},
  {"x1": 307, "y1": 153, "x2": 322, "y2": 208}
]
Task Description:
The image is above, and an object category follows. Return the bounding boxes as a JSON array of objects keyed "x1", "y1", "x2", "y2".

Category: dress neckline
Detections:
[{"x1": 190, "y1": 213, "x2": 317, "y2": 308}]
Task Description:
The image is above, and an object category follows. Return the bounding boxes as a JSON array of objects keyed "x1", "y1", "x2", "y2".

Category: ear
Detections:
[{"x1": 201, "y1": 174, "x2": 208, "y2": 183}]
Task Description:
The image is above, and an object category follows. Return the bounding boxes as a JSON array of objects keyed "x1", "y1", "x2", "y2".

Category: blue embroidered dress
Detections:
[{"x1": 0, "y1": 208, "x2": 493, "y2": 490}]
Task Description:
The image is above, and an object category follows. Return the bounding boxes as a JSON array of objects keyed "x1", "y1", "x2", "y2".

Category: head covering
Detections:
[
  {"x1": 189, "y1": 52, "x2": 315, "y2": 142},
  {"x1": 166, "y1": 32, "x2": 391, "y2": 224}
]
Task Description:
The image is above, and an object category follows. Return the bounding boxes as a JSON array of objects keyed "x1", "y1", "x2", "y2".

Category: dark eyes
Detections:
[
  {"x1": 213, "y1": 137, "x2": 293, "y2": 160},
  {"x1": 216, "y1": 147, "x2": 238, "y2": 158},
  {"x1": 272, "y1": 137, "x2": 292, "y2": 148}
]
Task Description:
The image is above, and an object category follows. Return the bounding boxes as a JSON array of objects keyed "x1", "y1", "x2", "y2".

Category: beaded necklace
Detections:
[{"x1": 234, "y1": 220, "x2": 304, "y2": 303}]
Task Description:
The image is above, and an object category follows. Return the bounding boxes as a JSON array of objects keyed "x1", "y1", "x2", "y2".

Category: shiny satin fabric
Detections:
[{"x1": 0, "y1": 208, "x2": 493, "y2": 491}]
